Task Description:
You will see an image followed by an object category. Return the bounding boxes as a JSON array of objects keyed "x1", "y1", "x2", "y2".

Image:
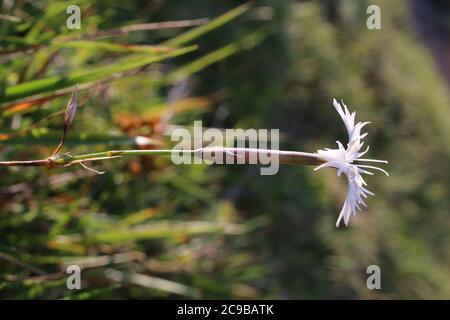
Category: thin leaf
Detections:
[
  {"x1": 165, "y1": 27, "x2": 270, "y2": 83},
  {"x1": 52, "y1": 40, "x2": 175, "y2": 54},
  {"x1": 164, "y1": 2, "x2": 252, "y2": 47},
  {"x1": 0, "y1": 45, "x2": 197, "y2": 104}
]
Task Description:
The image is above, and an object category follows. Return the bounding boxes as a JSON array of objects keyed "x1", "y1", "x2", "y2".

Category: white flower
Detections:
[{"x1": 315, "y1": 99, "x2": 388, "y2": 227}]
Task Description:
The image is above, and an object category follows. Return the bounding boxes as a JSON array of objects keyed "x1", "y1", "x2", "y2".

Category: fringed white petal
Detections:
[{"x1": 316, "y1": 99, "x2": 388, "y2": 227}]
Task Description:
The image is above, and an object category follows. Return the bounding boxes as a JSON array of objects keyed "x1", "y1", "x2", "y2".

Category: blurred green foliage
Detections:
[{"x1": 0, "y1": 0, "x2": 449, "y2": 299}]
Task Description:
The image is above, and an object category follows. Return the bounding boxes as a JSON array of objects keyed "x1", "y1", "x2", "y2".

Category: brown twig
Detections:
[{"x1": 0, "y1": 252, "x2": 47, "y2": 276}]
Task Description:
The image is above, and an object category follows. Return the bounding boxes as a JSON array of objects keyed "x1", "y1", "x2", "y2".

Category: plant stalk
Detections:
[{"x1": 0, "y1": 147, "x2": 324, "y2": 168}]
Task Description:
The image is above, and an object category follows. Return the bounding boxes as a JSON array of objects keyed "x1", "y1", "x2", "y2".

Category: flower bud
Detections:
[{"x1": 64, "y1": 86, "x2": 78, "y2": 128}]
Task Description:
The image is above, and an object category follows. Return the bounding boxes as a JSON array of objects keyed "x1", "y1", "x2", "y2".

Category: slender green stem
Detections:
[{"x1": 0, "y1": 147, "x2": 324, "y2": 168}]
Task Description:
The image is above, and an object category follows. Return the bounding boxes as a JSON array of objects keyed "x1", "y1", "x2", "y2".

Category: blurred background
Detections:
[{"x1": 0, "y1": 0, "x2": 449, "y2": 299}]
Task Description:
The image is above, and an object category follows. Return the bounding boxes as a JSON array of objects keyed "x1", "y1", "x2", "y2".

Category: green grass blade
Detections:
[
  {"x1": 87, "y1": 221, "x2": 243, "y2": 243},
  {"x1": 51, "y1": 40, "x2": 175, "y2": 54},
  {"x1": 0, "y1": 45, "x2": 197, "y2": 104},
  {"x1": 165, "y1": 27, "x2": 270, "y2": 83},
  {"x1": 163, "y1": 2, "x2": 252, "y2": 47},
  {"x1": 51, "y1": 221, "x2": 244, "y2": 245}
]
